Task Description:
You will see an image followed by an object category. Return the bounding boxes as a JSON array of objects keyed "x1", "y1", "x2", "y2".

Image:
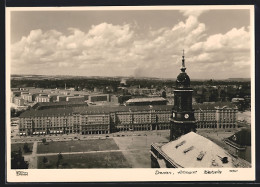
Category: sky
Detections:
[{"x1": 9, "y1": 8, "x2": 251, "y2": 79}]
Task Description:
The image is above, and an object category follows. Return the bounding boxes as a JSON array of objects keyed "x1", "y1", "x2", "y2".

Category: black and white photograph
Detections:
[{"x1": 6, "y1": 5, "x2": 255, "y2": 182}]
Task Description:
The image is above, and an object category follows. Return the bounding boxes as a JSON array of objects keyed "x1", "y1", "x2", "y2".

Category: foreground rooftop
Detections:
[{"x1": 152, "y1": 132, "x2": 251, "y2": 168}]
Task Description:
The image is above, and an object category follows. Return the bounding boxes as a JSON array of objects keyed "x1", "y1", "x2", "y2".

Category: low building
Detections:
[
  {"x1": 151, "y1": 132, "x2": 251, "y2": 168},
  {"x1": 35, "y1": 96, "x2": 52, "y2": 103},
  {"x1": 89, "y1": 94, "x2": 110, "y2": 102},
  {"x1": 14, "y1": 97, "x2": 24, "y2": 106},
  {"x1": 66, "y1": 96, "x2": 85, "y2": 102},
  {"x1": 57, "y1": 95, "x2": 67, "y2": 102},
  {"x1": 48, "y1": 94, "x2": 58, "y2": 102},
  {"x1": 110, "y1": 95, "x2": 119, "y2": 104},
  {"x1": 80, "y1": 94, "x2": 89, "y2": 100},
  {"x1": 21, "y1": 93, "x2": 33, "y2": 102},
  {"x1": 125, "y1": 97, "x2": 167, "y2": 106},
  {"x1": 224, "y1": 128, "x2": 251, "y2": 162}
]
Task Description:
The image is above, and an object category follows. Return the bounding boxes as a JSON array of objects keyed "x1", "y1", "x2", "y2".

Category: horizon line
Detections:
[{"x1": 10, "y1": 74, "x2": 251, "y2": 81}]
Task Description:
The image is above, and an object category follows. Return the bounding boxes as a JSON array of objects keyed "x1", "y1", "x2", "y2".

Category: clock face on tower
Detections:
[{"x1": 184, "y1": 114, "x2": 189, "y2": 119}]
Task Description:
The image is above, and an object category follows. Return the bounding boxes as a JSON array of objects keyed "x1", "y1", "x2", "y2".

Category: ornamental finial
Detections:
[{"x1": 181, "y1": 49, "x2": 186, "y2": 72}]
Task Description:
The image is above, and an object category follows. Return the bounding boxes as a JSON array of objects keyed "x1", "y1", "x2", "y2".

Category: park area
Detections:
[
  {"x1": 37, "y1": 139, "x2": 119, "y2": 154},
  {"x1": 11, "y1": 143, "x2": 33, "y2": 155},
  {"x1": 38, "y1": 152, "x2": 131, "y2": 169},
  {"x1": 36, "y1": 130, "x2": 170, "y2": 168}
]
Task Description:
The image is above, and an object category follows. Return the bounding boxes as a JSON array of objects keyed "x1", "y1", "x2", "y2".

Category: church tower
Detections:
[{"x1": 170, "y1": 50, "x2": 196, "y2": 141}]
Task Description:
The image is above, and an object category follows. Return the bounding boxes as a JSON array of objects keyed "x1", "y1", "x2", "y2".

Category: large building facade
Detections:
[
  {"x1": 18, "y1": 103, "x2": 238, "y2": 136},
  {"x1": 194, "y1": 102, "x2": 238, "y2": 129},
  {"x1": 18, "y1": 105, "x2": 172, "y2": 135}
]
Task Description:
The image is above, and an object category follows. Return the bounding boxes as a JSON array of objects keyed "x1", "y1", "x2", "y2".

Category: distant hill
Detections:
[
  {"x1": 11, "y1": 74, "x2": 176, "y2": 81},
  {"x1": 228, "y1": 78, "x2": 251, "y2": 82},
  {"x1": 11, "y1": 74, "x2": 251, "y2": 82}
]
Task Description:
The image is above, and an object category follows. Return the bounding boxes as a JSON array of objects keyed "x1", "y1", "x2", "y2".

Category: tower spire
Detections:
[{"x1": 181, "y1": 49, "x2": 186, "y2": 72}]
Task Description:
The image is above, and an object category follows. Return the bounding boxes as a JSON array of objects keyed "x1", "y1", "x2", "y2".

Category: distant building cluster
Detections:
[
  {"x1": 10, "y1": 87, "x2": 111, "y2": 106},
  {"x1": 11, "y1": 87, "x2": 170, "y2": 108},
  {"x1": 128, "y1": 87, "x2": 157, "y2": 95},
  {"x1": 17, "y1": 102, "x2": 238, "y2": 136},
  {"x1": 193, "y1": 84, "x2": 251, "y2": 110}
]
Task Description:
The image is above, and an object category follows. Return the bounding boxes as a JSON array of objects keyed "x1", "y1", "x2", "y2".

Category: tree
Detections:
[
  {"x1": 161, "y1": 91, "x2": 166, "y2": 99},
  {"x1": 11, "y1": 108, "x2": 16, "y2": 117},
  {"x1": 11, "y1": 148, "x2": 29, "y2": 169},
  {"x1": 56, "y1": 152, "x2": 63, "y2": 168},
  {"x1": 23, "y1": 143, "x2": 30, "y2": 153},
  {"x1": 58, "y1": 152, "x2": 63, "y2": 160},
  {"x1": 56, "y1": 160, "x2": 60, "y2": 168},
  {"x1": 42, "y1": 156, "x2": 48, "y2": 165},
  {"x1": 42, "y1": 138, "x2": 46, "y2": 144}
]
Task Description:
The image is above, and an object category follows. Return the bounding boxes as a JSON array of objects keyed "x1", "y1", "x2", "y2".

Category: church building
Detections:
[{"x1": 150, "y1": 51, "x2": 250, "y2": 168}]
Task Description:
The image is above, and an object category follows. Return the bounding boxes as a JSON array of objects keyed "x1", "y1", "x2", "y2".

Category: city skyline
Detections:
[{"x1": 10, "y1": 8, "x2": 252, "y2": 80}]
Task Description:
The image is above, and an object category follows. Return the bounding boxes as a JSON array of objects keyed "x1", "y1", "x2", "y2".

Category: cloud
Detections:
[
  {"x1": 180, "y1": 9, "x2": 209, "y2": 18},
  {"x1": 11, "y1": 17, "x2": 251, "y2": 79}
]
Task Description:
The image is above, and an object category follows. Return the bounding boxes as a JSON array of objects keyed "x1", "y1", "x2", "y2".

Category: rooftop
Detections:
[
  {"x1": 193, "y1": 102, "x2": 237, "y2": 110},
  {"x1": 20, "y1": 102, "x2": 237, "y2": 117},
  {"x1": 227, "y1": 128, "x2": 251, "y2": 146},
  {"x1": 31, "y1": 101, "x2": 88, "y2": 110},
  {"x1": 160, "y1": 132, "x2": 236, "y2": 168},
  {"x1": 19, "y1": 105, "x2": 173, "y2": 118},
  {"x1": 126, "y1": 97, "x2": 167, "y2": 103}
]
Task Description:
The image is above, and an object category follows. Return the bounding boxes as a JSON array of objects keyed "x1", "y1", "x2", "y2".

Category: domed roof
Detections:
[
  {"x1": 176, "y1": 72, "x2": 190, "y2": 88},
  {"x1": 175, "y1": 50, "x2": 191, "y2": 88}
]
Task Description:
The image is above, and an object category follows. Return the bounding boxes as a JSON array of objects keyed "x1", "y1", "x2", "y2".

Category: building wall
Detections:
[
  {"x1": 36, "y1": 96, "x2": 51, "y2": 103},
  {"x1": 216, "y1": 107, "x2": 237, "y2": 129},
  {"x1": 150, "y1": 144, "x2": 178, "y2": 168},
  {"x1": 194, "y1": 107, "x2": 237, "y2": 129},
  {"x1": 14, "y1": 97, "x2": 24, "y2": 106},
  {"x1": 66, "y1": 96, "x2": 85, "y2": 102},
  {"x1": 57, "y1": 96, "x2": 67, "y2": 102}
]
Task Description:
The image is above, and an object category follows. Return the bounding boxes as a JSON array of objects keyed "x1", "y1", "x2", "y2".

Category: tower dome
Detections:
[
  {"x1": 176, "y1": 72, "x2": 190, "y2": 87},
  {"x1": 176, "y1": 50, "x2": 190, "y2": 88}
]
